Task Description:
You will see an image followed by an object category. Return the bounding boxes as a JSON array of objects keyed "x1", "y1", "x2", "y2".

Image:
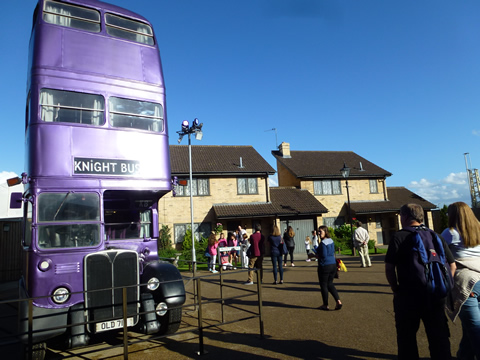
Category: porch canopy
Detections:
[
  {"x1": 214, "y1": 187, "x2": 328, "y2": 219},
  {"x1": 349, "y1": 187, "x2": 436, "y2": 215}
]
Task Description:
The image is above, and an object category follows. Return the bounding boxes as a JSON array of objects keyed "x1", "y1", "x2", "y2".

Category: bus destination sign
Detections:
[{"x1": 74, "y1": 157, "x2": 141, "y2": 176}]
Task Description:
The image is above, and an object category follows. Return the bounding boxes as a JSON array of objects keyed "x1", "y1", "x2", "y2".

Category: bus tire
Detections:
[
  {"x1": 158, "y1": 307, "x2": 182, "y2": 335},
  {"x1": 25, "y1": 342, "x2": 46, "y2": 360}
]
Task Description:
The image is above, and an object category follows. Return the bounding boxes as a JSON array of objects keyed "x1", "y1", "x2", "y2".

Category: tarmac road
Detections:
[{"x1": 8, "y1": 254, "x2": 464, "y2": 359}]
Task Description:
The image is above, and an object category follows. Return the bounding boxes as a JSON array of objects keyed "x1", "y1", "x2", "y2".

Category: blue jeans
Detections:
[
  {"x1": 271, "y1": 255, "x2": 283, "y2": 282},
  {"x1": 458, "y1": 282, "x2": 480, "y2": 360}
]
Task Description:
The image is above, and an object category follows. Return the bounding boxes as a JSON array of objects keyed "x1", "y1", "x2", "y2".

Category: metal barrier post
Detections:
[
  {"x1": 27, "y1": 298, "x2": 33, "y2": 360},
  {"x1": 256, "y1": 271, "x2": 265, "y2": 339},
  {"x1": 196, "y1": 277, "x2": 206, "y2": 355},
  {"x1": 220, "y1": 266, "x2": 225, "y2": 323},
  {"x1": 122, "y1": 287, "x2": 128, "y2": 360}
]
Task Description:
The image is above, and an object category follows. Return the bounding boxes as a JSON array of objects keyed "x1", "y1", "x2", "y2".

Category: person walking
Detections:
[
  {"x1": 441, "y1": 201, "x2": 480, "y2": 360},
  {"x1": 385, "y1": 203, "x2": 456, "y2": 360},
  {"x1": 316, "y1": 225, "x2": 342, "y2": 311},
  {"x1": 244, "y1": 224, "x2": 265, "y2": 285},
  {"x1": 283, "y1": 226, "x2": 296, "y2": 267},
  {"x1": 268, "y1": 225, "x2": 284, "y2": 284},
  {"x1": 354, "y1": 221, "x2": 371, "y2": 267}
]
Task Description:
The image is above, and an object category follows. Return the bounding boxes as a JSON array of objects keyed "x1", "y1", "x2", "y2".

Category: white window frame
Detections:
[
  {"x1": 175, "y1": 178, "x2": 209, "y2": 197},
  {"x1": 314, "y1": 180, "x2": 342, "y2": 195},
  {"x1": 237, "y1": 178, "x2": 258, "y2": 195}
]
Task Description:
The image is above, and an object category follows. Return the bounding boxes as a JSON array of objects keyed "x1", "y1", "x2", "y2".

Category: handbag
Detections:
[
  {"x1": 281, "y1": 241, "x2": 288, "y2": 255},
  {"x1": 246, "y1": 245, "x2": 253, "y2": 258},
  {"x1": 204, "y1": 250, "x2": 211, "y2": 258}
]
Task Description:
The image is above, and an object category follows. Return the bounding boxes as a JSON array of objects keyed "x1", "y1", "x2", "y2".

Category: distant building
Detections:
[
  {"x1": 159, "y1": 145, "x2": 327, "y2": 253},
  {"x1": 272, "y1": 142, "x2": 436, "y2": 245}
]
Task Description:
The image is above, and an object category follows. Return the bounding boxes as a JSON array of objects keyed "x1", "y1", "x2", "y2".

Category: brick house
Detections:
[
  {"x1": 272, "y1": 142, "x2": 436, "y2": 245},
  {"x1": 158, "y1": 145, "x2": 327, "y2": 253}
]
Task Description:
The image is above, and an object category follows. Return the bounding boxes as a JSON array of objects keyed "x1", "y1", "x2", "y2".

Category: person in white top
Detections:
[{"x1": 354, "y1": 221, "x2": 371, "y2": 267}]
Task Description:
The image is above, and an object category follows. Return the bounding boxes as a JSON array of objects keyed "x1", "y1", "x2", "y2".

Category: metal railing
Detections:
[{"x1": 0, "y1": 260, "x2": 264, "y2": 359}]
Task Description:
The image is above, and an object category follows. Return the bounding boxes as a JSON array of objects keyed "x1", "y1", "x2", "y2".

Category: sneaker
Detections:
[
  {"x1": 212, "y1": 270, "x2": 218, "y2": 273},
  {"x1": 306, "y1": 259, "x2": 311, "y2": 262},
  {"x1": 284, "y1": 263, "x2": 287, "y2": 267},
  {"x1": 243, "y1": 281, "x2": 254, "y2": 285},
  {"x1": 291, "y1": 263, "x2": 295, "y2": 267}
]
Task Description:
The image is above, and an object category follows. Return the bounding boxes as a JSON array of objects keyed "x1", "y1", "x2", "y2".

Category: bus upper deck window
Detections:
[
  {"x1": 43, "y1": 0, "x2": 100, "y2": 33},
  {"x1": 109, "y1": 97, "x2": 163, "y2": 132},
  {"x1": 105, "y1": 14, "x2": 154, "y2": 45},
  {"x1": 40, "y1": 89, "x2": 105, "y2": 125}
]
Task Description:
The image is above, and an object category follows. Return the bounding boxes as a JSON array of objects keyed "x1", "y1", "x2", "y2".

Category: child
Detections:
[
  {"x1": 305, "y1": 236, "x2": 312, "y2": 262},
  {"x1": 207, "y1": 232, "x2": 218, "y2": 273},
  {"x1": 228, "y1": 232, "x2": 238, "y2": 269},
  {"x1": 241, "y1": 232, "x2": 249, "y2": 268},
  {"x1": 218, "y1": 233, "x2": 231, "y2": 270},
  {"x1": 218, "y1": 233, "x2": 228, "y2": 270}
]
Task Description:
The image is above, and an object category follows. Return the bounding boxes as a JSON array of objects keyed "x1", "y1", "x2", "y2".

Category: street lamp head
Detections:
[
  {"x1": 195, "y1": 130, "x2": 203, "y2": 141},
  {"x1": 177, "y1": 134, "x2": 184, "y2": 143},
  {"x1": 340, "y1": 162, "x2": 350, "y2": 178},
  {"x1": 193, "y1": 118, "x2": 200, "y2": 127},
  {"x1": 181, "y1": 120, "x2": 189, "y2": 132}
]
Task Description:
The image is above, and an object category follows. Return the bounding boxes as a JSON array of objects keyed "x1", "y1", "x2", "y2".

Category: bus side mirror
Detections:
[{"x1": 10, "y1": 192, "x2": 23, "y2": 209}]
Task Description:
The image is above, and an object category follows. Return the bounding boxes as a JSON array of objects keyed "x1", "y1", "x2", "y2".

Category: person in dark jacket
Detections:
[
  {"x1": 283, "y1": 226, "x2": 296, "y2": 267},
  {"x1": 268, "y1": 225, "x2": 284, "y2": 284},
  {"x1": 244, "y1": 224, "x2": 265, "y2": 285},
  {"x1": 317, "y1": 225, "x2": 342, "y2": 311}
]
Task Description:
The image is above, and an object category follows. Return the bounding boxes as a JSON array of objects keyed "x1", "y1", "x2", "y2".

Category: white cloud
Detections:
[
  {"x1": 473, "y1": 130, "x2": 480, "y2": 137},
  {"x1": 0, "y1": 171, "x2": 19, "y2": 184},
  {"x1": 408, "y1": 172, "x2": 470, "y2": 208}
]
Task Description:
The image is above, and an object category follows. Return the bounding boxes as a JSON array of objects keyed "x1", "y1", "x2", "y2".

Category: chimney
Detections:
[{"x1": 278, "y1": 142, "x2": 291, "y2": 158}]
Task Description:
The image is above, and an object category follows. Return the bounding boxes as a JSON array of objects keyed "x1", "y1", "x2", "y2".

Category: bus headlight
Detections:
[
  {"x1": 52, "y1": 287, "x2": 70, "y2": 304},
  {"x1": 147, "y1": 277, "x2": 160, "y2": 291},
  {"x1": 156, "y1": 302, "x2": 168, "y2": 316},
  {"x1": 38, "y1": 259, "x2": 52, "y2": 271}
]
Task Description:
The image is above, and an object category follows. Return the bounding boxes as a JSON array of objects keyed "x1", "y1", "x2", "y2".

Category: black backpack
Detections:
[{"x1": 405, "y1": 226, "x2": 453, "y2": 298}]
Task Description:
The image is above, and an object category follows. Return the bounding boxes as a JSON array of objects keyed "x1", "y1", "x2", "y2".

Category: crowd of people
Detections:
[{"x1": 205, "y1": 202, "x2": 480, "y2": 359}]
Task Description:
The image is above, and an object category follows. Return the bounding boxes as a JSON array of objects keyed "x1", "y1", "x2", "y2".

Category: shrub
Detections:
[
  {"x1": 181, "y1": 228, "x2": 209, "y2": 262},
  {"x1": 333, "y1": 224, "x2": 356, "y2": 251}
]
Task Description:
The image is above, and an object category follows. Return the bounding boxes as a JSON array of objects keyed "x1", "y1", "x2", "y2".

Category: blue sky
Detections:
[{"x1": 1, "y1": 0, "x2": 480, "y2": 208}]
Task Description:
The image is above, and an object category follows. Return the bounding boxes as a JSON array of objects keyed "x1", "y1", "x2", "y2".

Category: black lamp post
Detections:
[
  {"x1": 340, "y1": 162, "x2": 355, "y2": 256},
  {"x1": 177, "y1": 118, "x2": 203, "y2": 272}
]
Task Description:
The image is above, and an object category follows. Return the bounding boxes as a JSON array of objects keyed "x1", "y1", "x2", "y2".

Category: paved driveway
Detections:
[{"x1": 10, "y1": 254, "x2": 464, "y2": 359}]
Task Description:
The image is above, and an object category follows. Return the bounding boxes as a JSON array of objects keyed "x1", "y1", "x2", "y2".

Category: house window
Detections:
[
  {"x1": 323, "y1": 217, "x2": 345, "y2": 228},
  {"x1": 175, "y1": 178, "x2": 209, "y2": 196},
  {"x1": 174, "y1": 222, "x2": 212, "y2": 243},
  {"x1": 375, "y1": 215, "x2": 382, "y2": 229},
  {"x1": 369, "y1": 179, "x2": 378, "y2": 193},
  {"x1": 314, "y1": 180, "x2": 341, "y2": 195},
  {"x1": 237, "y1": 178, "x2": 258, "y2": 195}
]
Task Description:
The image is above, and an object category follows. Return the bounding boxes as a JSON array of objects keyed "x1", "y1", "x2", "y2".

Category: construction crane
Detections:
[{"x1": 464, "y1": 153, "x2": 480, "y2": 208}]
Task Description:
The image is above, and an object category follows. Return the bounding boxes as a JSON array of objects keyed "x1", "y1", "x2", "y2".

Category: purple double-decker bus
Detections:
[{"x1": 9, "y1": 0, "x2": 185, "y2": 354}]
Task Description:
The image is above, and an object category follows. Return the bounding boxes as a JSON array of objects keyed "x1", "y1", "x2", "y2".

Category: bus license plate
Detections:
[{"x1": 96, "y1": 317, "x2": 134, "y2": 333}]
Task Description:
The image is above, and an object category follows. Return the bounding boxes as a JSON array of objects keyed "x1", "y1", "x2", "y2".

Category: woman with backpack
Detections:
[
  {"x1": 283, "y1": 226, "x2": 296, "y2": 267},
  {"x1": 442, "y1": 201, "x2": 480, "y2": 360}
]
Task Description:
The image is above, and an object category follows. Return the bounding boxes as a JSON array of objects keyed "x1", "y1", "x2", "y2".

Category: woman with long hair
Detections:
[
  {"x1": 207, "y1": 232, "x2": 218, "y2": 273},
  {"x1": 268, "y1": 225, "x2": 284, "y2": 284},
  {"x1": 283, "y1": 226, "x2": 296, "y2": 267},
  {"x1": 441, "y1": 202, "x2": 480, "y2": 359},
  {"x1": 316, "y1": 225, "x2": 342, "y2": 311}
]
